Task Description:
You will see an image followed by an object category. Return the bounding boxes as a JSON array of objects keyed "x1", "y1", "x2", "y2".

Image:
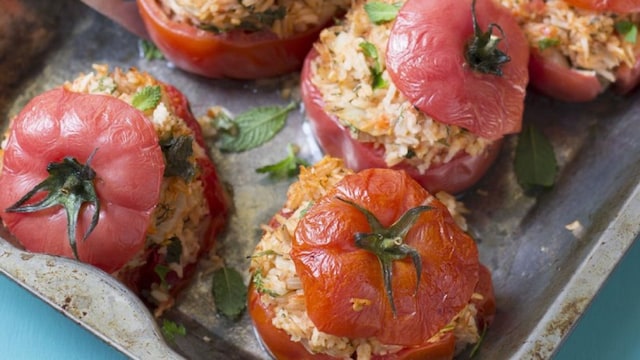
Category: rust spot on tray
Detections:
[{"x1": 529, "y1": 296, "x2": 590, "y2": 359}]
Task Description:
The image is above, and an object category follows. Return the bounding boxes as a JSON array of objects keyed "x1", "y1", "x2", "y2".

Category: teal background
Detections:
[{"x1": 1, "y1": 237, "x2": 639, "y2": 359}]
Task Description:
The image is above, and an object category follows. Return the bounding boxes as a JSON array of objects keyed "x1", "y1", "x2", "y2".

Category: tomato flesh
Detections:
[
  {"x1": 0, "y1": 88, "x2": 165, "y2": 273},
  {"x1": 291, "y1": 169, "x2": 479, "y2": 346},
  {"x1": 137, "y1": 0, "x2": 329, "y2": 79},
  {"x1": 386, "y1": 0, "x2": 529, "y2": 140},
  {"x1": 563, "y1": 0, "x2": 640, "y2": 13},
  {"x1": 301, "y1": 50, "x2": 502, "y2": 194}
]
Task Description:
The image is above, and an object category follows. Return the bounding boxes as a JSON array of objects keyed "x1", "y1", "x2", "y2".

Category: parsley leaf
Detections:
[
  {"x1": 155, "y1": 264, "x2": 171, "y2": 289},
  {"x1": 256, "y1": 144, "x2": 309, "y2": 179},
  {"x1": 217, "y1": 102, "x2": 296, "y2": 152},
  {"x1": 212, "y1": 267, "x2": 247, "y2": 318},
  {"x1": 514, "y1": 124, "x2": 558, "y2": 192},
  {"x1": 537, "y1": 38, "x2": 560, "y2": 51},
  {"x1": 160, "y1": 135, "x2": 195, "y2": 181},
  {"x1": 139, "y1": 39, "x2": 164, "y2": 60},
  {"x1": 165, "y1": 236, "x2": 183, "y2": 264},
  {"x1": 132, "y1": 85, "x2": 162, "y2": 111},
  {"x1": 359, "y1": 41, "x2": 388, "y2": 89},
  {"x1": 615, "y1": 20, "x2": 638, "y2": 44},
  {"x1": 161, "y1": 319, "x2": 186, "y2": 342},
  {"x1": 364, "y1": 2, "x2": 401, "y2": 24}
]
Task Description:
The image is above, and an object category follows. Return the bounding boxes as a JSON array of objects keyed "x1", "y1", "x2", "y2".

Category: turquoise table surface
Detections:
[{"x1": 1, "y1": 237, "x2": 639, "y2": 360}]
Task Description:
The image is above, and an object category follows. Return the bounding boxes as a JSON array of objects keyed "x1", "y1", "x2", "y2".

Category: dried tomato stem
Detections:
[
  {"x1": 336, "y1": 197, "x2": 431, "y2": 317},
  {"x1": 465, "y1": 0, "x2": 510, "y2": 75},
  {"x1": 6, "y1": 150, "x2": 100, "y2": 260}
]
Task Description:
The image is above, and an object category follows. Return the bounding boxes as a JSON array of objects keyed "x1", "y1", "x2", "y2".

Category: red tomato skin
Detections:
[
  {"x1": 0, "y1": 88, "x2": 165, "y2": 273},
  {"x1": 385, "y1": 0, "x2": 529, "y2": 140},
  {"x1": 137, "y1": 0, "x2": 329, "y2": 79},
  {"x1": 301, "y1": 50, "x2": 502, "y2": 194},
  {"x1": 528, "y1": 48, "x2": 604, "y2": 102},
  {"x1": 291, "y1": 169, "x2": 479, "y2": 346},
  {"x1": 563, "y1": 0, "x2": 640, "y2": 14}
]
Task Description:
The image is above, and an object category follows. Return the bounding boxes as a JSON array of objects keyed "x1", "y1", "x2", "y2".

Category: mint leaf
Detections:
[
  {"x1": 359, "y1": 41, "x2": 388, "y2": 89},
  {"x1": 132, "y1": 85, "x2": 161, "y2": 111},
  {"x1": 256, "y1": 144, "x2": 309, "y2": 179},
  {"x1": 161, "y1": 319, "x2": 186, "y2": 342},
  {"x1": 139, "y1": 39, "x2": 164, "y2": 60},
  {"x1": 514, "y1": 124, "x2": 558, "y2": 192},
  {"x1": 615, "y1": 20, "x2": 637, "y2": 44},
  {"x1": 364, "y1": 2, "x2": 401, "y2": 24},
  {"x1": 218, "y1": 102, "x2": 296, "y2": 152},
  {"x1": 160, "y1": 135, "x2": 195, "y2": 181},
  {"x1": 212, "y1": 267, "x2": 247, "y2": 318}
]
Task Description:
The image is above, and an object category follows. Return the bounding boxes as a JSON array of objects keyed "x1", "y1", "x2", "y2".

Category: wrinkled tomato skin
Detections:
[
  {"x1": 0, "y1": 88, "x2": 165, "y2": 273},
  {"x1": 137, "y1": 0, "x2": 327, "y2": 79},
  {"x1": 563, "y1": 0, "x2": 640, "y2": 14},
  {"x1": 528, "y1": 48, "x2": 604, "y2": 102},
  {"x1": 386, "y1": 0, "x2": 529, "y2": 140},
  {"x1": 301, "y1": 51, "x2": 502, "y2": 194},
  {"x1": 249, "y1": 212, "x2": 495, "y2": 359},
  {"x1": 292, "y1": 169, "x2": 479, "y2": 346}
]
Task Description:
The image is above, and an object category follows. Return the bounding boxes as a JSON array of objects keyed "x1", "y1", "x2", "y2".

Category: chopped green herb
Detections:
[
  {"x1": 248, "y1": 249, "x2": 281, "y2": 258},
  {"x1": 404, "y1": 148, "x2": 416, "y2": 159},
  {"x1": 161, "y1": 319, "x2": 186, "y2": 342},
  {"x1": 537, "y1": 37, "x2": 560, "y2": 51},
  {"x1": 160, "y1": 135, "x2": 195, "y2": 181},
  {"x1": 165, "y1": 237, "x2": 183, "y2": 264},
  {"x1": 155, "y1": 264, "x2": 171, "y2": 289},
  {"x1": 256, "y1": 144, "x2": 309, "y2": 179},
  {"x1": 212, "y1": 267, "x2": 247, "y2": 318},
  {"x1": 359, "y1": 41, "x2": 388, "y2": 89},
  {"x1": 469, "y1": 326, "x2": 488, "y2": 358},
  {"x1": 364, "y1": 2, "x2": 401, "y2": 24},
  {"x1": 197, "y1": 24, "x2": 222, "y2": 34},
  {"x1": 239, "y1": 6, "x2": 286, "y2": 31},
  {"x1": 252, "y1": 269, "x2": 280, "y2": 297},
  {"x1": 139, "y1": 39, "x2": 164, "y2": 60},
  {"x1": 131, "y1": 85, "x2": 162, "y2": 111},
  {"x1": 217, "y1": 102, "x2": 296, "y2": 152},
  {"x1": 615, "y1": 20, "x2": 638, "y2": 44},
  {"x1": 514, "y1": 124, "x2": 558, "y2": 192}
]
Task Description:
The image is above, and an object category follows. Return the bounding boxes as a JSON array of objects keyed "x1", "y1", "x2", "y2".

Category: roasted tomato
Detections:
[
  {"x1": 0, "y1": 67, "x2": 229, "y2": 314},
  {"x1": 502, "y1": 0, "x2": 640, "y2": 101},
  {"x1": 137, "y1": 0, "x2": 335, "y2": 79},
  {"x1": 528, "y1": 47, "x2": 604, "y2": 102},
  {"x1": 0, "y1": 88, "x2": 164, "y2": 273},
  {"x1": 563, "y1": 0, "x2": 640, "y2": 13},
  {"x1": 249, "y1": 158, "x2": 495, "y2": 359},
  {"x1": 386, "y1": 0, "x2": 529, "y2": 140},
  {"x1": 301, "y1": 50, "x2": 503, "y2": 194}
]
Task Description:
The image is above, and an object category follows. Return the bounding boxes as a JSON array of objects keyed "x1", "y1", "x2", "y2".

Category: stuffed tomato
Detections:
[
  {"x1": 500, "y1": 0, "x2": 640, "y2": 101},
  {"x1": 137, "y1": 0, "x2": 350, "y2": 79},
  {"x1": 248, "y1": 157, "x2": 495, "y2": 359},
  {"x1": 0, "y1": 65, "x2": 229, "y2": 315},
  {"x1": 301, "y1": 0, "x2": 529, "y2": 194}
]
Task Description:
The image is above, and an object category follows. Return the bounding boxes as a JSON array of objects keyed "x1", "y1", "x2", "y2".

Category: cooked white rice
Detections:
[
  {"x1": 65, "y1": 64, "x2": 211, "y2": 315},
  {"x1": 309, "y1": 0, "x2": 492, "y2": 174},
  {"x1": 500, "y1": 0, "x2": 639, "y2": 82},
  {"x1": 159, "y1": 0, "x2": 351, "y2": 38},
  {"x1": 249, "y1": 157, "x2": 481, "y2": 359}
]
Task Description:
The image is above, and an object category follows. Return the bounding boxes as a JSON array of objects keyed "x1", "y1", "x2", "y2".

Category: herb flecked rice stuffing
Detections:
[
  {"x1": 308, "y1": 0, "x2": 493, "y2": 174},
  {"x1": 159, "y1": 0, "x2": 351, "y2": 37},
  {"x1": 65, "y1": 64, "x2": 211, "y2": 316},
  {"x1": 249, "y1": 157, "x2": 481, "y2": 359}
]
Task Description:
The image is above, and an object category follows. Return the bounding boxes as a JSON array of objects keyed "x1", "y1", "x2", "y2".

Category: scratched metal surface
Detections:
[{"x1": 0, "y1": 1, "x2": 639, "y2": 359}]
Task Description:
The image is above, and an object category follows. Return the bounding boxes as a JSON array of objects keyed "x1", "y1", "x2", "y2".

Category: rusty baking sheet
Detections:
[{"x1": 0, "y1": 1, "x2": 639, "y2": 359}]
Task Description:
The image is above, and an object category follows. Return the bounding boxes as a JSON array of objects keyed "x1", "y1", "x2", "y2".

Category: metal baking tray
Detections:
[{"x1": 1, "y1": 1, "x2": 639, "y2": 359}]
